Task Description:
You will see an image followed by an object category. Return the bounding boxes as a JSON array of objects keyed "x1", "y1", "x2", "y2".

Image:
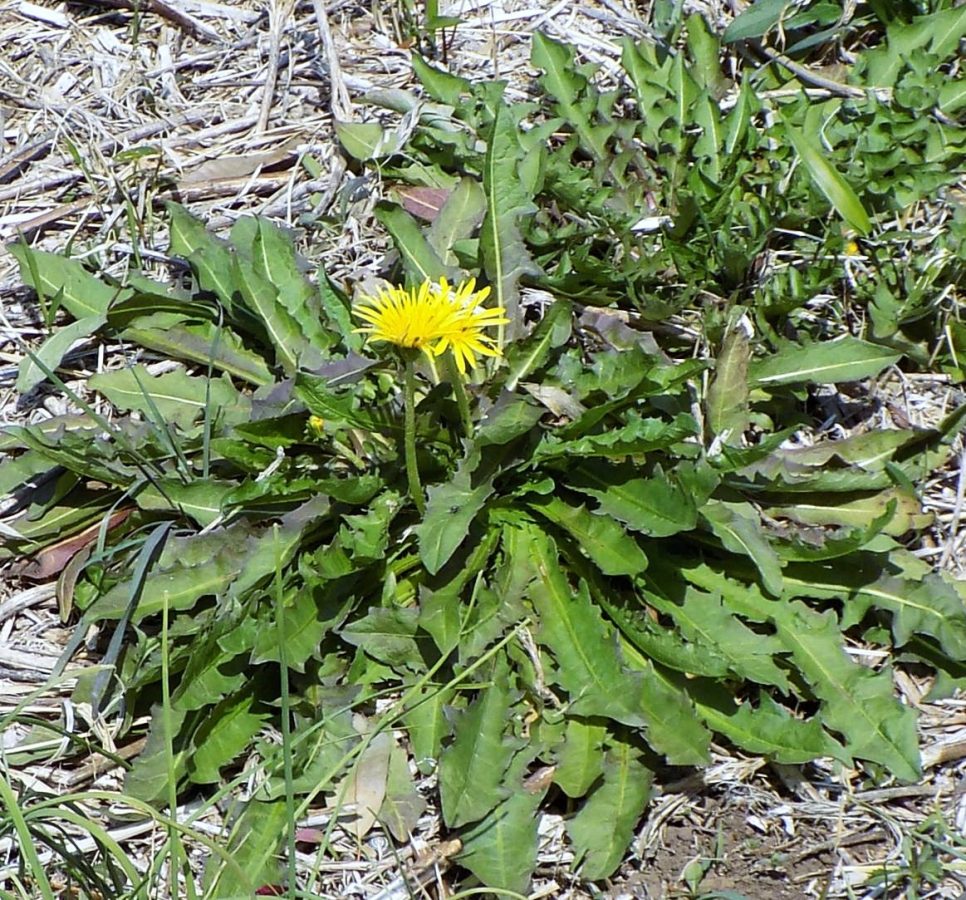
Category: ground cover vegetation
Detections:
[{"x1": 2, "y1": 0, "x2": 966, "y2": 895}]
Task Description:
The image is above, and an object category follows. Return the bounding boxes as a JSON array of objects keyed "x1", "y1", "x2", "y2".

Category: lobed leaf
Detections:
[
  {"x1": 457, "y1": 757, "x2": 545, "y2": 894},
  {"x1": 402, "y1": 684, "x2": 454, "y2": 772},
  {"x1": 504, "y1": 300, "x2": 574, "y2": 394},
  {"x1": 646, "y1": 585, "x2": 791, "y2": 691},
  {"x1": 416, "y1": 469, "x2": 494, "y2": 575},
  {"x1": 189, "y1": 684, "x2": 270, "y2": 783},
  {"x1": 251, "y1": 218, "x2": 336, "y2": 354},
  {"x1": 723, "y1": 0, "x2": 792, "y2": 43},
  {"x1": 438, "y1": 654, "x2": 522, "y2": 828},
  {"x1": 124, "y1": 703, "x2": 188, "y2": 805},
  {"x1": 203, "y1": 799, "x2": 286, "y2": 898},
  {"x1": 772, "y1": 602, "x2": 921, "y2": 781},
  {"x1": 167, "y1": 202, "x2": 239, "y2": 311},
  {"x1": 173, "y1": 616, "x2": 256, "y2": 710},
  {"x1": 121, "y1": 319, "x2": 273, "y2": 386},
  {"x1": 427, "y1": 176, "x2": 487, "y2": 265},
  {"x1": 567, "y1": 735, "x2": 652, "y2": 881},
  {"x1": 553, "y1": 717, "x2": 606, "y2": 799},
  {"x1": 233, "y1": 255, "x2": 318, "y2": 374},
  {"x1": 136, "y1": 478, "x2": 234, "y2": 527},
  {"x1": 528, "y1": 494, "x2": 648, "y2": 577},
  {"x1": 692, "y1": 685, "x2": 848, "y2": 765},
  {"x1": 374, "y1": 202, "x2": 456, "y2": 285},
  {"x1": 252, "y1": 586, "x2": 349, "y2": 671},
  {"x1": 480, "y1": 96, "x2": 542, "y2": 339},
  {"x1": 568, "y1": 462, "x2": 698, "y2": 537},
  {"x1": 532, "y1": 32, "x2": 614, "y2": 167},
  {"x1": 525, "y1": 526, "x2": 710, "y2": 763},
  {"x1": 340, "y1": 607, "x2": 425, "y2": 673},
  {"x1": 784, "y1": 559, "x2": 966, "y2": 661},
  {"x1": 701, "y1": 500, "x2": 783, "y2": 596}
]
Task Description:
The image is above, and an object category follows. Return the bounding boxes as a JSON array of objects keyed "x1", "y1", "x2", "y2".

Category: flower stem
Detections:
[
  {"x1": 403, "y1": 357, "x2": 426, "y2": 515},
  {"x1": 444, "y1": 352, "x2": 474, "y2": 438}
]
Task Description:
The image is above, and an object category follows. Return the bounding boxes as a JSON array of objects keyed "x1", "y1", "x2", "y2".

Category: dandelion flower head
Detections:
[{"x1": 353, "y1": 278, "x2": 509, "y2": 374}]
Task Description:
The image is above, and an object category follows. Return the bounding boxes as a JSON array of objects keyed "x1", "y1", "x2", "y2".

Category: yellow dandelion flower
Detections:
[
  {"x1": 308, "y1": 415, "x2": 325, "y2": 437},
  {"x1": 353, "y1": 278, "x2": 509, "y2": 374}
]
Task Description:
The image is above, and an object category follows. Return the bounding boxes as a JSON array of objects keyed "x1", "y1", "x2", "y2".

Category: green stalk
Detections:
[
  {"x1": 274, "y1": 526, "x2": 297, "y2": 898},
  {"x1": 403, "y1": 357, "x2": 426, "y2": 515},
  {"x1": 443, "y1": 352, "x2": 473, "y2": 438},
  {"x1": 0, "y1": 776, "x2": 55, "y2": 900},
  {"x1": 161, "y1": 587, "x2": 186, "y2": 899}
]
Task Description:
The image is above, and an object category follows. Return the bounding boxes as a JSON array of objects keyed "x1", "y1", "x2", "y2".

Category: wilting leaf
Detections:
[
  {"x1": 337, "y1": 727, "x2": 394, "y2": 838},
  {"x1": 379, "y1": 742, "x2": 427, "y2": 841},
  {"x1": 764, "y1": 487, "x2": 926, "y2": 534},
  {"x1": 18, "y1": 507, "x2": 132, "y2": 581},
  {"x1": 393, "y1": 184, "x2": 453, "y2": 222},
  {"x1": 706, "y1": 313, "x2": 751, "y2": 439}
]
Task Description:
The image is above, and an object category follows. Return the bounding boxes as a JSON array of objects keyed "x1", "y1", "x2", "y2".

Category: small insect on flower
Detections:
[{"x1": 353, "y1": 278, "x2": 509, "y2": 375}]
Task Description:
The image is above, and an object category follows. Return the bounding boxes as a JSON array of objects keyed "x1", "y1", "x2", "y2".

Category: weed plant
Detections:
[{"x1": 2, "y1": 2, "x2": 966, "y2": 895}]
